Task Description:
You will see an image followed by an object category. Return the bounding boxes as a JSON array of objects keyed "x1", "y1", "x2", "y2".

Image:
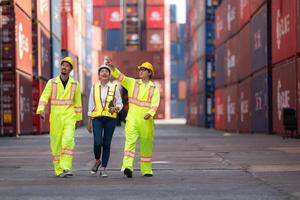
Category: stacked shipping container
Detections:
[
  {"x1": 170, "y1": 5, "x2": 185, "y2": 118},
  {"x1": 185, "y1": 0, "x2": 221, "y2": 127}
]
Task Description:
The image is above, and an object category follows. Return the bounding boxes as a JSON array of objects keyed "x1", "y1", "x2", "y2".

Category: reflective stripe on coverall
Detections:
[
  {"x1": 36, "y1": 76, "x2": 82, "y2": 176},
  {"x1": 111, "y1": 68, "x2": 160, "y2": 175},
  {"x1": 91, "y1": 83, "x2": 118, "y2": 119}
]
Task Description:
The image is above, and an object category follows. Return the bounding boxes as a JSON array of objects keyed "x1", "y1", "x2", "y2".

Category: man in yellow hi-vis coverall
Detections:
[
  {"x1": 36, "y1": 57, "x2": 82, "y2": 177},
  {"x1": 105, "y1": 57, "x2": 160, "y2": 178}
]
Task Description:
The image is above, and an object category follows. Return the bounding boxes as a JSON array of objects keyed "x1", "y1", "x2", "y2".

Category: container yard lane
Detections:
[{"x1": 0, "y1": 120, "x2": 300, "y2": 200}]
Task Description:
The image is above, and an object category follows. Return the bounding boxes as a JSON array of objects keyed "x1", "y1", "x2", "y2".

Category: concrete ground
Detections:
[{"x1": 0, "y1": 119, "x2": 300, "y2": 200}]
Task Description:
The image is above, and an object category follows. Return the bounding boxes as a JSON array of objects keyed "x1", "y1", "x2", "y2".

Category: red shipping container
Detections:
[
  {"x1": 272, "y1": 0, "x2": 297, "y2": 64},
  {"x1": 215, "y1": 88, "x2": 226, "y2": 130},
  {"x1": 93, "y1": 0, "x2": 105, "y2": 6},
  {"x1": 225, "y1": 36, "x2": 239, "y2": 84},
  {"x1": 37, "y1": 0, "x2": 51, "y2": 31},
  {"x1": 190, "y1": 33, "x2": 199, "y2": 63},
  {"x1": 226, "y1": 0, "x2": 238, "y2": 39},
  {"x1": 153, "y1": 79, "x2": 165, "y2": 98},
  {"x1": 146, "y1": 30, "x2": 164, "y2": 51},
  {"x1": 171, "y1": 23, "x2": 177, "y2": 41},
  {"x1": 15, "y1": 0, "x2": 32, "y2": 17},
  {"x1": 187, "y1": 95, "x2": 198, "y2": 126},
  {"x1": 156, "y1": 97, "x2": 165, "y2": 119},
  {"x1": 37, "y1": 24, "x2": 51, "y2": 79},
  {"x1": 272, "y1": 58, "x2": 297, "y2": 135},
  {"x1": 146, "y1": 6, "x2": 164, "y2": 29},
  {"x1": 62, "y1": 0, "x2": 73, "y2": 13},
  {"x1": 146, "y1": 0, "x2": 164, "y2": 5},
  {"x1": 32, "y1": 79, "x2": 50, "y2": 134},
  {"x1": 106, "y1": 0, "x2": 120, "y2": 6},
  {"x1": 126, "y1": 45, "x2": 140, "y2": 52},
  {"x1": 15, "y1": 6, "x2": 33, "y2": 75},
  {"x1": 226, "y1": 84, "x2": 238, "y2": 132},
  {"x1": 189, "y1": 1, "x2": 197, "y2": 37},
  {"x1": 105, "y1": 7, "x2": 122, "y2": 29},
  {"x1": 215, "y1": 2, "x2": 227, "y2": 47},
  {"x1": 250, "y1": 0, "x2": 265, "y2": 16},
  {"x1": 238, "y1": 78, "x2": 251, "y2": 133},
  {"x1": 61, "y1": 12, "x2": 76, "y2": 55},
  {"x1": 238, "y1": 23, "x2": 251, "y2": 81},
  {"x1": 93, "y1": 7, "x2": 105, "y2": 27},
  {"x1": 190, "y1": 62, "x2": 199, "y2": 95},
  {"x1": 297, "y1": 57, "x2": 300, "y2": 135},
  {"x1": 237, "y1": 0, "x2": 250, "y2": 30},
  {"x1": 16, "y1": 70, "x2": 33, "y2": 135}
]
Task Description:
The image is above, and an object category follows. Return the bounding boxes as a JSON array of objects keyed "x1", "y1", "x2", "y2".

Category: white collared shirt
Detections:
[{"x1": 87, "y1": 81, "x2": 123, "y2": 117}]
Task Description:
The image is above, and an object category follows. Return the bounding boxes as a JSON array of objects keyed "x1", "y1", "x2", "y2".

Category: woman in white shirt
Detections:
[{"x1": 87, "y1": 65, "x2": 123, "y2": 177}]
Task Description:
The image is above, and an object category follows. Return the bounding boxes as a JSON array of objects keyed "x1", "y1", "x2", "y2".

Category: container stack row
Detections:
[
  {"x1": 170, "y1": 5, "x2": 185, "y2": 118},
  {"x1": 0, "y1": 0, "x2": 94, "y2": 136},
  {"x1": 185, "y1": 0, "x2": 221, "y2": 127}
]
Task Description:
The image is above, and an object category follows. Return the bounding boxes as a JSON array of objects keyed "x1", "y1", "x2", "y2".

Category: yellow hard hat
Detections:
[
  {"x1": 137, "y1": 62, "x2": 154, "y2": 74},
  {"x1": 60, "y1": 57, "x2": 75, "y2": 69}
]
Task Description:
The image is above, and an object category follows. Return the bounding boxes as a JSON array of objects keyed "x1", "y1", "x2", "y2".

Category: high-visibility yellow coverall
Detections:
[
  {"x1": 111, "y1": 68, "x2": 160, "y2": 175},
  {"x1": 36, "y1": 76, "x2": 82, "y2": 176}
]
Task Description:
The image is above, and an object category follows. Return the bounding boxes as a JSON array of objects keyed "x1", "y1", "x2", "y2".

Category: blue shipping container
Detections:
[
  {"x1": 215, "y1": 44, "x2": 226, "y2": 88},
  {"x1": 198, "y1": 93, "x2": 206, "y2": 127},
  {"x1": 171, "y1": 42, "x2": 178, "y2": 61},
  {"x1": 179, "y1": 24, "x2": 184, "y2": 42},
  {"x1": 86, "y1": 22, "x2": 93, "y2": 49},
  {"x1": 206, "y1": 22, "x2": 215, "y2": 55},
  {"x1": 170, "y1": 4, "x2": 177, "y2": 23},
  {"x1": 178, "y1": 60, "x2": 185, "y2": 80},
  {"x1": 171, "y1": 60, "x2": 178, "y2": 81},
  {"x1": 251, "y1": 68, "x2": 269, "y2": 133},
  {"x1": 171, "y1": 99, "x2": 178, "y2": 118},
  {"x1": 251, "y1": 4, "x2": 268, "y2": 73},
  {"x1": 178, "y1": 100, "x2": 185, "y2": 117},
  {"x1": 51, "y1": 0, "x2": 61, "y2": 39},
  {"x1": 51, "y1": 36, "x2": 61, "y2": 77},
  {"x1": 171, "y1": 80, "x2": 178, "y2": 99},
  {"x1": 106, "y1": 30, "x2": 124, "y2": 51},
  {"x1": 86, "y1": 0, "x2": 93, "y2": 23}
]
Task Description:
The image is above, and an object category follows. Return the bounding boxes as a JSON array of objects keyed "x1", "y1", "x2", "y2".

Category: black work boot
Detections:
[
  {"x1": 124, "y1": 168, "x2": 132, "y2": 178},
  {"x1": 90, "y1": 161, "x2": 101, "y2": 174}
]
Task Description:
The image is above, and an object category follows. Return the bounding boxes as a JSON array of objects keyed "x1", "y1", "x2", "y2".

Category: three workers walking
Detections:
[{"x1": 37, "y1": 56, "x2": 160, "y2": 178}]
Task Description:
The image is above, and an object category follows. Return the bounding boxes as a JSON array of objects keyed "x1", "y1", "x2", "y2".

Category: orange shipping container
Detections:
[
  {"x1": 15, "y1": 0, "x2": 32, "y2": 17},
  {"x1": 178, "y1": 80, "x2": 186, "y2": 100},
  {"x1": 15, "y1": 6, "x2": 33, "y2": 75},
  {"x1": 37, "y1": 0, "x2": 51, "y2": 30}
]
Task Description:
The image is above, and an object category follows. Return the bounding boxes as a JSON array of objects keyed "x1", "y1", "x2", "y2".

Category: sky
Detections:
[{"x1": 169, "y1": 0, "x2": 186, "y2": 24}]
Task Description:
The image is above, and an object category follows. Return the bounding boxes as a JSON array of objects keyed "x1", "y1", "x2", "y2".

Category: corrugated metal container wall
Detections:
[
  {"x1": 215, "y1": 44, "x2": 226, "y2": 88},
  {"x1": 146, "y1": 6, "x2": 164, "y2": 29},
  {"x1": 62, "y1": 0, "x2": 73, "y2": 14},
  {"x1": 198, "y1": 93, "x2": 205, "y2": 127},
  {"x1": 238, "y1": 77, "x2": 251, "y2": 133},
  {"x1": 215, "y1": 2, "x2": 227, "y2": 47},
  {"x1": 38, "y1": 25, "x2": 51, "y2": 79},
  {"x1": 250, "y1": 4, "x2": 268, "y2": 73},
  {"x1": 171, "y1": 81, "x2": 178, "y2": 99},
  {"x1": 226, "y1": 0, "x2": 238, "y2": 37},
  {"x1": 198, "y1": 22, "x2": 206, "y2": 58},
  {"x1": 15, "y1": 6, "x2": 33, "y2": 75},
  {"x1": 196, "y1": 0, "x2": 205, "y2": 26},
  {"x1": 206, "y1": 22, "x2": 215, "y2": 55},
  {"x1": 272, "y1": 0, "x2": 297, "y2": 64},
  {"x1": 170, "y1": 4, "x2": 177, "y2": 23},
  {"x1": 178, "y1": 100, "x2": 185, "y2": 117},
  {"x1": 146, "y1": 30, "x2": 164, "y2": 51},
  {"x1": 0, "y1": 71, "x2": 16, "y2": 136},
  {"x1": 238, "y1": 23, "x2": 251, "y2": 80},
  {"x1": 250, "y1": 0, "x2": 266, "y2": 15},
  {"x1": 106, "y1": 30, "x2": 124, "y2": 51},
  {"x1": 15, "y1": 0, "x2": 32, "y2": 17},
  {"x1": 237, "y1": 0, "x2": 250, "y2": 30},
  {"x1": 272, "y1": 59, "x2": 297, "y2": 134},
  {"x1": 16, "y1": 71, "x2": 33, "y2": 134},
  {"x1": 37, "y1": 0, "x2": 51, "y2": 30},
  {"x1": 171, "y1": 42, "x2": 178, "y2": 60},
  {"x1": 215, "y1": 88, "x2": 226, "y2": 130},
  {"x1": 146, "y1": 0, "x2": 164, "y2": 5},
  {"x1": 170, "y1": 23, "x2": 177, "y2": 41},
  {"x1": 153, "y1": 79, "x2": 165, "y2": 98},
  {"x1": 190, "y1": 62, "x2": 199, "y2": 95},
  {"x1": 171, "y1": 60, "x2": 178, "y2": 81},
  {"x1": 93, "y1": 6, "x2": 105, "y2": 28},
  {"x1": 51, "y1": 36, "x2": 61, "y2": 77},
  {"x1": 225, "y1": 36, "x2": 239, "y2": 85},
  {"x1": 106, "y1": 0, "x2": 120, "y2": 6},
  {"x1": 187, "y1": 95, "x2": 198, "y2": 126},
  {"x1": 86, "y1": 0, "x2": 93, "y2": 23},
  {"x1": 251, "y1": 69, "x2": 269, "y2": 132},
  {"x1": 156, "y1": 98, "x2": 165, "y2": 119},
  {"x1": 226, "y1": 84, "x2": 238, "y2": 132},
  {"x1": 105, "y1": 7, "x2": 122, "y2": 29},
  {"x1": 297, "y1": 58, "x2": 300, "y2": 135},
  {"x1": 198, "y1": 57, "x2": 205, "y2": 93},
  {"x1": 51, "y1": 0, "x2": 61, "y2": 39},
  {"x1": 178, "y1": 80, "x2": 186, "y2": 100},
  {"x1": 61, "y1": 12, "x2": 76, "y2": 54},
  {"x1": 93, "y1": 0, "x2": 105, "y2": 6}
]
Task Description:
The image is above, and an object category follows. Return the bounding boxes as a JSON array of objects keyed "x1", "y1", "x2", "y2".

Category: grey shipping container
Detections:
[
  {"x1": 250, "y1": 4, "x2": 269, "y2": 73},
  {"x1": 251, "y1": 68, "x2": 270, "y2": 133}
]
